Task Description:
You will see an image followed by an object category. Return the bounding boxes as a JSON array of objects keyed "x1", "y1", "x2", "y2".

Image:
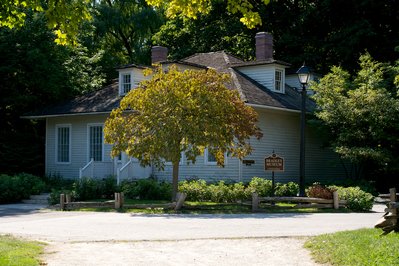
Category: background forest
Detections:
[{"x1": 1, "y1": 0, "x2": 398, "y2": 188}]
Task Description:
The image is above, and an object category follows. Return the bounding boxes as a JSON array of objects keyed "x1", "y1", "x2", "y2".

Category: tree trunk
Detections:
[{"x1": 172, "y1": 161, "x2": 179, "y2": 201}]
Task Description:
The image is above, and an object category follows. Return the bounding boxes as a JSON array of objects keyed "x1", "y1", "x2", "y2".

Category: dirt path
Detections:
[{"x1": 44, "y1": 237, "x2": 319, "y2": 266}]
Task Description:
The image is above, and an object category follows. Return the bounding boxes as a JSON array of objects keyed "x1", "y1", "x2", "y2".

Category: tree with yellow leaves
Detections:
[
  {"x1": 104, "y1": 65, "x2": 262, "y2": 200},
  {"x1": 146, "y1": 0, "x2": 270, "y2": 29}
]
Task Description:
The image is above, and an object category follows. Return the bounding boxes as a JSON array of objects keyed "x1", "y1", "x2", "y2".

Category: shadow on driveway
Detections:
[{"x1": 0, "y1": 203, "x2": 49, "y2": 217}]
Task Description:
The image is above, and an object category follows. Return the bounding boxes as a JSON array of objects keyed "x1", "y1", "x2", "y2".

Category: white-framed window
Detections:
[
  {"x1": 204, "y1": 148, "x2": 227, "y2": 165},
  {"x1": 55, "y1": 124, "x2": 71, "y2": 163},
  {"x1": 275, "y1": 69, "x2": 284, "y2": 92},
  {"x1": 88, "y1": 124, "x2": 104, "y2": 161},
  {"x1": 119, "y1": 72, "x2": 132, "y2": 95}
]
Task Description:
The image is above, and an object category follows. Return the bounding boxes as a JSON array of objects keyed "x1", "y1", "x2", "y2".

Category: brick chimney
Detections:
[
  {"x1": 151, "y1": 46, "x2": 168, "y2": 64},
  {"x1": 255, "y1": 32, "x2": 273, "y2": 60}
]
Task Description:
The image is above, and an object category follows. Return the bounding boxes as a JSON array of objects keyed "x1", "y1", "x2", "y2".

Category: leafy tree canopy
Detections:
[
  {"x1": 152, "y1": 1, "x2": 256, "y2": 61},
  {"x1": 93, "y1": 0, "x2": 163, "y2": 64},
  {"x1": 104, "y1": 65, "x2": 262, "y2": 198},
  {"x1": 311, "y1": 53, "x2": 399, "y2": 178},
  {"x1": 0, "y1": 0, "x2": 92, "y2": 45},
  {"x1": 0, "y1": 13, "x2": 105, "y2": 175},
  {"x1": 146, "y1": 0, "x2": 269, "y2": 29}
]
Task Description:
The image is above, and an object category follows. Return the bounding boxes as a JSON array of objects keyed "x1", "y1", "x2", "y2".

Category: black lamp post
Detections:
[{"x1": 296, "y1": 64, "x2": 310, "y2": 197}]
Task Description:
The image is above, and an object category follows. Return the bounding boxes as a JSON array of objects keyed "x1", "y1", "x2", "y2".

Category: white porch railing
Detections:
[
  {"x1": 79, "y1": 158, "x2": 94, "y2": 179},
  {"x1": 117, "y1": 158, "x2": 133, "y2": 185}
]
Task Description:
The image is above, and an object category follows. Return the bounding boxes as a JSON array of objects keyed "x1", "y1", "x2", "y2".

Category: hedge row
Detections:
[
  {"x1": 0, "y1": 173, "x2": 46, "y2": 203},
  {"x1": 179, "y1": 177, "x2": 299, "y2": 203},
  {"x1": 306, "y1": 183, "x2": 374, "y2": 211}
]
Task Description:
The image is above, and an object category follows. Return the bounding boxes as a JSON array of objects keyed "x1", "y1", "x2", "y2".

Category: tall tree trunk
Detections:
[{"x1": 172, "y1": 161, "x2": 179, "y2": 201}]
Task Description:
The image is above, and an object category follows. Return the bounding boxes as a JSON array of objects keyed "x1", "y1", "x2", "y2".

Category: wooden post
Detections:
[
  {"x1": 333, "y1": 191, "x2": 339, "y2": 209},
  {"x1": 120, "y1": 192, "x2": 124, "y2": 208},
  {"x1": 60, "y1": 194, "x2": 65, "y2": 210},
  {"x1": 252, "y1": 193, "x2": 259, "y2": 212},
  {"x1": 175, "y1": 193, "x2": 187, "y2": 211},
  {"x1": 115, "y1": 192, "x2": 121, "y2": 209},
  {"x1": 390, "y1": 188, "x2": 397, "y2": 216},
  {"x1": 66, "y1": 194, "x2": 71, "y2": 203}
]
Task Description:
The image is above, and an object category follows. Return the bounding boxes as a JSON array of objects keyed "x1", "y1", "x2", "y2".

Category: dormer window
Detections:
[
  {"x1": 275, "y1": 69, "x2": 283, "y2": 92},
  {"x1": 119, "y1": 72, "x2": 132, "y2": 95}
]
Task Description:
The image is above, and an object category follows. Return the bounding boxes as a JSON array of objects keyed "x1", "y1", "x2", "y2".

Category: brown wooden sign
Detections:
[{"x1": 264, "y1": 153, "x2": 284, "y2": 171}]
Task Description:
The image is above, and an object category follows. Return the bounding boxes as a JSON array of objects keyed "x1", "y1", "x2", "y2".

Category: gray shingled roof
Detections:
[
  {"x1": 23, "y1": 82, "x2": 121, "y2": 118},
  {"x1": 182, "y1": 51, "x2": 314, "y2": 111},
  {"x1": 26, "y1": 51, "x2": 313, "y2": 118}
]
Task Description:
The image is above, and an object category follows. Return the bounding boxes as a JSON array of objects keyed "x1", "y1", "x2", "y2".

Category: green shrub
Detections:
[
  {"x1": 42, "y1": 173, "x2": 75, "y2": 190},
  {"x1": 121, "y1": 179, "x2": 171, "y2": 200},
  {"x1": 275, "y1": 182, "x2": 299, "y2": 197},
  {"x1": 0, "y1": 173, "x2": 46, "y2": 203},
  {"x1": 230, "y1": 182, "x2": 250, "y2": 201},
  {"x1": 73, "y1": 176, "x2": 119, "y2": 200},
  {"x1": 73, "y1": 177, "x2": 99, "y2": 200},
  {"x1": 207, "y1": 181, "x2": 231, "y2": 202},
  {"x1": 179, "y1": 179, "x2": 208, "y2": 201},
  {"x1": 306, "y1": 183, "x2": 333, "y2": 199},
  {"x1": 246, "y1": 177, "x2": 273, "y2": 196},
  {"x1": 48, "y1": 189, "x2": 74, "y2": 205},
  {"x1": 136, "y1": 179, "x2": 171, "y2": 200},
  {"x1": 329, "y1": 186, "x2": 374, "y2": 211},
  {"x1": 16, "y1": 173, "x2": 46, "y2": 195}
]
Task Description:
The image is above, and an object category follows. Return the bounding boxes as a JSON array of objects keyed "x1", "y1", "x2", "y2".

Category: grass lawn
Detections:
[
  {"x1": 304, "y1": 228, "x2": 399, "y2": 265},
  {"x1": 68, "y1": 199, "x2": 352, "y2": 214},
  {"x1": 0, "y1": 235, "x2": 45, "y2": 266}
]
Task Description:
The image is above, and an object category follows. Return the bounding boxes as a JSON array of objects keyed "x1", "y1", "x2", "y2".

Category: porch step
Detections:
[{"x1": 22, "y1": 193, "x2": 50, "y2": 205}]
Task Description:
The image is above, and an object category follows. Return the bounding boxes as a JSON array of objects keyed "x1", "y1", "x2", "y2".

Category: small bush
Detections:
[
  {"x1": 306, "y1": 183, "x2": 334, "y2": 199},
  {"x1": 17, "y1": 173, "x2": 46, "y2": 195},
  {"x1": 121, "y1": 179, "x2": 172, "y2": 200},
  {"x1": 73, "y1": 177, "x2": 100, "y2": 200},
  {"x1": 42, "y1": 173, "x2": 74, "y2": 190},
  {"x1": 179, "y1": 179, "x2": 208, "y2": 201},
  {"x1": 49, "y1": 189, "x2": 74, "y2": 205},
  {"x1": 0, "y1": 173, "x2": 46, "y2": 203},
  {"x1": 230, "y1": 182, "x2": 250, "y2": 201},
  {"x1": 275, "y1": 182, "x2": 299, "y2": 197},
  {"x1": 136, "y1": 179, "x2": 172, "y2": 200},
  {"x1": 329, "y1": 186, "x2": 374, "y2": 211},
  {"x1": 207, "y1": 181, "x2": 231, "y2": 202},
  {"x1": 246, "y1": 177, "x2": 273, "y2": 196}
]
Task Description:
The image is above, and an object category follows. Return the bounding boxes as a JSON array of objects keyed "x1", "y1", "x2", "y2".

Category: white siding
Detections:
[
  {"x1": 45, "y1": 109, "x2": 345, "y2": 182},
  {"x1": 153, "y1": 107, "x2": 345, "y2": 183},
  {"x1": 118, "y1": 68, "x2": 148, "y2": 96},
  {"x1": 237, "y1": 64, "x2": 287, "y2": 93},
  {"x1": 47, "y1": 114, "x2": 119, "y2": 179},
  {"x1": 286, "y1": 75, "x2": 301, "y2": 90}
]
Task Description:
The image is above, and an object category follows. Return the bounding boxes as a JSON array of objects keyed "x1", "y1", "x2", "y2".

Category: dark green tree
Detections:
[
  {"x1": 0, "y1": 14, "x2": 104, "y2": 175},
  {"x1": 94, "y1": 0, "x2": 163, "y2": 63},
  {"x1": 311, "y1": 54, "x2": 399, "y2": 181},
  {"x1": 153, "y1": 1, "x2": 256, "y2": 60}
]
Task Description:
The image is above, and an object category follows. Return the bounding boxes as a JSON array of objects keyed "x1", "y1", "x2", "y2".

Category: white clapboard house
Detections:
[{"x1": 24, "y1": 32, "x2": 344, "y2": 183}]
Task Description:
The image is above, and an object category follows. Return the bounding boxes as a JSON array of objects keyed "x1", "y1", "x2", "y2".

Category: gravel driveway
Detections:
[{"x1": 0, "y1": 204, "x2": 385, "y2": 265}]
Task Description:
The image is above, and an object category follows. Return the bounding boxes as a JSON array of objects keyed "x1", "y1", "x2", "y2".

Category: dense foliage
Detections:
[
  {"x1": 328, "y1": 186, "x2": 374, "y2": 212},
  {"x1": 0, "y1": 14, "x2": 104, "y2": 175},
  {"x1": 306, "y1": 182, "x2": 374, "y2": 211},
  {"x1": 146, "y1": 0, "x2": 269, "y2": 29},
  {"x1": 311, "y1": 54, "x2": 399, "y2": 181},
  {"x1": 0, "y1": 173, "x2": 46, "y2": 203},
  {"x1": 0, "y1": 0, "x2": 91, "y2": 45},
  {"x1": 179, "y1": 177, "x2": 299, "y2": 203}
]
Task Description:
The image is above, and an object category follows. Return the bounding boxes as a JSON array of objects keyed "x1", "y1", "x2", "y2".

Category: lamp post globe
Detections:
[{"x1": 296, "y1": 64, "x2": 310, "y2": 197}]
